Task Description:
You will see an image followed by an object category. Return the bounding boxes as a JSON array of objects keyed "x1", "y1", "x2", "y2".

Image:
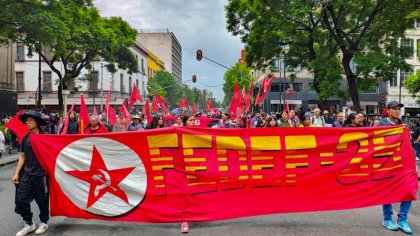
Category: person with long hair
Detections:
[
  {"x1": 179, "y1": 113, "x2": 196, "y2": 233},
  {"x1": 173, "y1": 116, "x2": 183, "y2": 127},
  {"x1": 278, "y1": 111, "x2": 292, "y2": 127},
  {"x1": 343, "y1": 113, "x2": 362, "y2": 127},
  {"x1": 146, "y1": 115, "x2": 165, "y2": 129},
  {"x1": 299, "y1": 115, "x2": 315, "y2": 127},
  {"x1": 265, "y1": 117, "x2": 278, "y2": 128}
]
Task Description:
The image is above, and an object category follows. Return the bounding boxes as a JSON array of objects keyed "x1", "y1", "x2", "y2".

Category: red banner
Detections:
[{"x1": 30, "y1": 126, "x2": 418, "y2": 223}]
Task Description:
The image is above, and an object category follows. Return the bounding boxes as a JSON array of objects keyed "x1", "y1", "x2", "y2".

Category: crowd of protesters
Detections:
[{"x1": 1, "y1": 103, "x2": 419, "y2": 235}]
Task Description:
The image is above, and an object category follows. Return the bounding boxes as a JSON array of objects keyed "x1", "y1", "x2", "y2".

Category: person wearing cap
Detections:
[
  {"x1": 12, "y1": 110, "x2": 50, "y2": 235},
  {"x1": 376, "y1": 101, "x2": 414, "y2": 234},
  {"x1": 127, "y1": 115, "x2": 143, "y2": 131}
]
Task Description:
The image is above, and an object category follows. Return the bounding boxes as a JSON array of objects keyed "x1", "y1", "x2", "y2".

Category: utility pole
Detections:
[{"x1": 100, "y1": 63, "x2": 104, "y2": 112}]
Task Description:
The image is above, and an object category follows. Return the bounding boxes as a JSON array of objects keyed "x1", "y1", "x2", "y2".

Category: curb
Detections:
[{"x1": 0, "y1": 159, "x2": 18, "y2": 167}]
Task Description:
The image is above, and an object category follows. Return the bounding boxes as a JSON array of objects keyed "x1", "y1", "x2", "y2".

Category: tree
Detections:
[
  {"x1": 405, "y1": 71, "x2": 420, "y2": 103},
  {"x1": 226, "y1": 0, "x2": 417, "y2": 111},
  {"x1": 222, "y1": 63, "x2": 252, "y2": 107},
  {"x1": 8, "y1": 0, "x2": 138, "y2": 112}
]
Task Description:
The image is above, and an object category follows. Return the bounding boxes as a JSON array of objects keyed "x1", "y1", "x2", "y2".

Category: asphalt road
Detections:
[{"x1": 1, "y1": 163, "x2": 419, "y2": 236}]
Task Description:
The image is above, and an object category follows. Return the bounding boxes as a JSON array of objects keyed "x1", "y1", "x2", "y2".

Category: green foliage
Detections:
[
  {"x1": 222, "y1": 63, "x2": 252, "y2": 106},
  {"x1": 226, "y1": 0, "x2": 417, "y2": 111},
  {"x1": 2, "y1": 0, "x2": 138, "y2": 112},
  {"x1": 147, "y1": 71, "x2": 210, "y2": 109},
  {"x1": 405, "y1": 70, "x2": 420, "y2": 103}
]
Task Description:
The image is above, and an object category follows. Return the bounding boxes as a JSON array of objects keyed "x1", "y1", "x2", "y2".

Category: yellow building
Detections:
[{"x1": 146, "y1": 50, "x2": 165, "y2": 79}]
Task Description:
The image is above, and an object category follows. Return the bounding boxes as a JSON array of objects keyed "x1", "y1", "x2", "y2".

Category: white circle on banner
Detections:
[{"x1": 55, "y1": 137, "x2": 147, "y2": 217}]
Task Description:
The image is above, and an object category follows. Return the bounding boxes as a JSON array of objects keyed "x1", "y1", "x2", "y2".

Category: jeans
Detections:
[
  {"x1": 413, "y1": 142, "x2": 420, "y2": 157},
  {"x1": 383, "y1": 201, "x2": 412, "y2": 221}
]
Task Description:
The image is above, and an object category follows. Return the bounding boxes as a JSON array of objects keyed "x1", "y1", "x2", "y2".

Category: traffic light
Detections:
[
  {"x1": 192, "y1": 75, "x2": 197, "y2": 83},
  {"x1": 196, "y1": 50, "x2": 203, "y2": 61}
]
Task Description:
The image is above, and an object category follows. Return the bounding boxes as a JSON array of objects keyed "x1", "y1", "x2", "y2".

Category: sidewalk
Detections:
[{"x1": 0, "y1": 151, "x2": 20, "y2": 167}]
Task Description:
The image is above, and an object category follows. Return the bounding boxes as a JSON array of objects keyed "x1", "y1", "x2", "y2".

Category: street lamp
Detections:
[{"x1": 27, "y1": 45, "x2": 42, "y2": 110}]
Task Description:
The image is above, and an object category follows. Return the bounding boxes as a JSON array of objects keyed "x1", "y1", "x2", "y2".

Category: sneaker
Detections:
[
  {"x1": 397, "y1": 220, "x2": 413, "y2": 234},
  {"x1": 181, "y1": 222, "x2": 189, "y2": 233},
  {"x1": 16, "y1": 223, "x2": 36, "y2": 236},
  {"x1": 382, "y1": 220, "x2": 398, "y2": 231},
  {"x1": 35, "y1": 223, "x2": 49, "y2": 235}
]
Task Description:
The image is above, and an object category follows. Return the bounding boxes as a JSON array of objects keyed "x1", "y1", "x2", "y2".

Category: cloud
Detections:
[{"x1": 94, "y1": 0, "x2": 243, "y2": 101}]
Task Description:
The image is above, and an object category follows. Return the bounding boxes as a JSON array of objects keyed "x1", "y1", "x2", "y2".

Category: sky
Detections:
[{"x1": 94, "y1": 0, "x2": 244, "y2": 102}]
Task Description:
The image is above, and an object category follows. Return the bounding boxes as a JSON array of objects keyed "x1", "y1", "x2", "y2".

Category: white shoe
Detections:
[
  {"x1": 16, "y1": 223, "x2": 36, "y2": 236},
  {"x1": 35, "y1": 223, "x2": 49, "y2": 235}
]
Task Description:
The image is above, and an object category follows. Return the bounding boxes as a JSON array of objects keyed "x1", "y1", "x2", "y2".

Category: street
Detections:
[{"x1": 0, "y1": 162, "x2": 419, "y2": 236}]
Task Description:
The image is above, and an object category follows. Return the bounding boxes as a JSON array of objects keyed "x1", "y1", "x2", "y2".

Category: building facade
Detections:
[
  {"x1": 0, "y1": 44, "x2": 18, "y2": 117},
  {"x1": 387, "y1": 22, "x2": 420, "y2": 116},
  {"x1": 253, "y1": 67, "x2": 386, "y2": 115},
  {"x1": 15, "y1": 41, "x2": 149, "y2": 113},
  {"x1": 137, "y1": 29, "x2": 182, "y2": 83},
  {"x1": 146, "y1": 50, "x2": 165, "y2": 81}
]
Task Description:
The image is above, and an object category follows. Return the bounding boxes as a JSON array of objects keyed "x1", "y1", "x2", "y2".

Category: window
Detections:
[
  {"x1": 129, "y1": 77, "x2": 132, "y2": 93},
  {"x1": 292, "y1": 83, "x2": 302, "y2": 92},
  {"x1": 401, "y1": 39, "x2": 414, "y2": 58},
  {"x1": 366, "y1": 105, "x2": 376, "y2": 115},
  {"x1": 43, "y1": 47, "x2": 52, "y2": 61},
  {"x1": 390, "y1": 71, "x2": 398, "y2": 87},
  {"x1": 120, "y1": 73, "x2": 124, "y2": 93},
  {"x1": 400, "y1": 71, "x2": 411, "y2": 87},
  {"x1": 141, "y1": 59, "x2": 145, "y2": 73},
  {"x1": 43, "y1": 71, "x2": 52, "y2": 92},
  {"x1": 142, "y1": 81, "x2": 145, "y2": 97},
  {"x1": 417, "y1": 39, "x2": 420, "y2": 58},
  {"x1": 270, "y1": 83, "x2": 280, "y2": 92},
  {"x1": 89, "y1": 71, "x2": 98, "y2": 90},
  {"x1": 362, "y1": 83, "x2": 378, "y2": 93},
  {"x1": 416, "y1": 19, "x2": 420, "y2": 28},
  {"x1": 16, "y1": 72, "x2": 24, "y2": 91},
  {"x1": 308, "y1": 83, "x2": 316, "y2": 92},
  {"x1": 16, "y1": 43, "x2": 25, "y2": 62}
]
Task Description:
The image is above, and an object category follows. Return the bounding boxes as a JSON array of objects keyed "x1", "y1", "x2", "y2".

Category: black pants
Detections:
[{"x1": 15, "y1": 172, "x2": 49, "y2": 224}]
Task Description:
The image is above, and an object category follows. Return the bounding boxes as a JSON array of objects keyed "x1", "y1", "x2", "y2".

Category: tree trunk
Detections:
[
  {"x1": 57, "y1": 76, "x2": 64, "y2": 114},
  {"x1": 342, "y1": 55, "x2": 361, "y2": 112}
]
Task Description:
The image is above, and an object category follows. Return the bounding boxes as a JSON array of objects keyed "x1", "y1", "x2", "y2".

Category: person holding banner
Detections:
[
  {"x1": 179, "y1": 113, "x2": 196, "y2": 233},
  {"x1": 377, "y1": 101, "x2": 414, "y2": 234},
  {"x1": 12, "y1": 110, "x2": 50, "y2": 236}
]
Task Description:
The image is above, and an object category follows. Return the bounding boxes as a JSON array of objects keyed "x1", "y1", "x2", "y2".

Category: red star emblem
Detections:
[{"x1": 66, "y1": 145, "x2": 136, "y2": 208}]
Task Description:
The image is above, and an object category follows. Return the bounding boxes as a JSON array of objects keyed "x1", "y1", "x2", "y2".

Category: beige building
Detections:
[
  {"x1": 387, "y1": 21, "x2": 420, "y2": 115},
  {"x1": 137, "y1": 29, "x2": 182, "y2": 83},
  {"x1": 0, "y1": 44, "x2": 18, "y2": 116}
]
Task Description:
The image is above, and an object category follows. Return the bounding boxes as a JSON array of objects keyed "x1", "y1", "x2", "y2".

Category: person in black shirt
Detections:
[{"x1": 12, "y1": 110, "x2": 50, "y2": 236}]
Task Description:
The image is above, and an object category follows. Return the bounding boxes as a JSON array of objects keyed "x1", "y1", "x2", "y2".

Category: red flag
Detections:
[
  {"x1": 105, "y1": 87, "x2": 116, "y2": 125},
  {"x1": 128, "y1": 83, "x2": 142, "y2": 107},
  {"x1": 191, "y1": 103, "x2": 197, "y2": 113},
  {"x1": 206, "y1": 100, "x2": 214, "y2": 111},
  {"x1": 151, "y1": 94, "x2": 159, "y2": 113},
  {"x1": 121, "y1": 99, "x2": 132, "y2": 129},
  {"x1": 79, "y1": 93, "x2": 90, "y2": 134},
  {"x1": 179, "y1": 98, "x2": 188, "y2": 109},
  {"x1": 5, "y1": 110, "x2": 29, "y2": 143},
  {"x1": 285, "y1": 101, "x2": 290, "y2": 114},
  {"x1": 142, "y1": 99, "x2": 150, "y2": 118},
  {"x1": 61, "y1": 104, "x2": 75, "y2": 135},
  {"x1": 254, "y1": 77, "x2": 267, "y2": 105}
]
